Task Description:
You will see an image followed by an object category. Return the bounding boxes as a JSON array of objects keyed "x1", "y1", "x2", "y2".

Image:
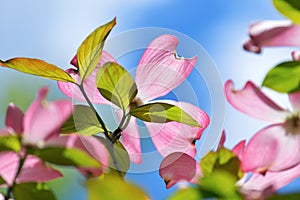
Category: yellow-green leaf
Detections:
[
  {"x1": 77, "y1": 18, "x2": 116, "y2": 81},
  {"x1": 0, "y1": 135, "x2": 21, "y2": 152},
  {"x1": 97, "y1": 62, "x2": 137, "y2": 111},
  {"x1": 86, "y1": 176, "x2": 148, "y2": 200},
  {"x1": 169, "y1": 188, "x2": 202, "y2": 200},
  {"x1": 29, "y1": 147, "x2": 100, "y2": 168},
  {"x1": 130, "y1": 102, "x2": 200, "y2": 127},
  {"x1": 262, "y1": 61, "x2": 300, "y2": 93},
  {"x1": 200, "y1": 148, "x2": 243, "y2": 181},
  {"x1": 13, "y1": 182, "x2": 56, "y2": 200},
  {"x1": 273, "y1": 0, "x2": 300, "y2": 24},
  {"x1": 61, "y1": 105, "x2": 104, "y2": 136},
  {"x1": 98, "y1": 138, "x2": 130, "y2": 177},
  {"x1": 0, "y1": 58, "x2": 75, "y2": 83}
]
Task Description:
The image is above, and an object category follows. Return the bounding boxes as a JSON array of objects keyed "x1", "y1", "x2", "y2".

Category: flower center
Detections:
[
  {"x1": 131, "y1": 97, "x2": 144, "y2": 107},
  {"x1": 285, "y1": 112, "x2": 300, "y2": 136}
]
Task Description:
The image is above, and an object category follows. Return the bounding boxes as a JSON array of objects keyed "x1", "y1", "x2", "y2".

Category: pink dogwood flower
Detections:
[
  {"x1": 0, "y1": 87, "x2": 109, "y2": 182},
  {"x1": 243, "y1": 20, "x2": 300, "y2": 53},
  {"x1": 58, "y1": 34, "x2": 210, "y2": 163},
  {"x1": 0, "y1": 151, "x2": 62, "y2": 186},
  {"x1": 159, "y1": 131, "x2": 300, "y2": 199},
  {"x1": 225, "y1": 80, "x2": 300, "y2": 173}
]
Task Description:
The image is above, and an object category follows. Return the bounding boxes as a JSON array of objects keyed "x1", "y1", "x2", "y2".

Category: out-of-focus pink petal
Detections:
[
  {"x1": 159, "y1": 152, "x2": 201, "y2": 188},
  {"x1": 217, "y1": 130, "x2": 226, "y2": 150},
  {"x1": 135, "y1": 34, "x2": 197, "y2": 102},
  {"x1": 46, "y1": 134, "x2": 109, "y2": 177},
  {"x1": 5, "y1": 103, "x2": 24, "y2": 134},
  {"x1": 117, "y1": 110, "x2": 142, "y2": 164},
  {"x1": 70, "y1": 55, "x2": 78, "y2": 68},
  {"x1": 288, "y1": 91, "x2": 300, "y2": 111},
  {"x1": 243, "y1": 20, "x2": 300, "y2": 53},
  {"x1": 241, "y1": 163, "x2": 300, "y2": 198},
  {"x1": 17, "y1": 155, "x2": 62, "y2": 183},
  {"x1": 0, "y1": 151, "x2": 19, "y2": 186},
  {"x1": 292, "y1": 51, "x2": 300, "y2": 61},
  {"x1": 145, "y1": 100, "x2": 209, "y2": 158},
  {"x1": 58, "y1": 51, "x2": 115, "y2": 104},
  {"x1": 242, "y1": 124, "x2": 300, "y2": 173},
  {"x1": 225, "y1": 80, "x2": 289, "y2": 122},
  {"x1": 232, "y1": 140, "x2": 246, "y2": 162},
  {"x1": 23, "y1": 87, "x2": 73, "y2": 144}
]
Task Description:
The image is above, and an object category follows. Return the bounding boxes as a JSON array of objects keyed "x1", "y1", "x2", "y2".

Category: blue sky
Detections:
[{"x1": 0, "y1": 0, "x2": 299, "y2": 199}]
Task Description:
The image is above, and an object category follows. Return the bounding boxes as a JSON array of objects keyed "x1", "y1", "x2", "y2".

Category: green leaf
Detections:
[
  {"x1": 77, "y1": 18, "x2": 116, "y2": 81},
  {"x1": 267, "y1": 193, "x2": 300, "y2": 200},
  {"x1": 97, "y1": 138, "x2": 130, "y2": 177},
  {"x1": 199, "y1": 171, "x2": 242, "y2": 200},
  {"x1": 130, "y1": 102, "x2": 200, "y2": 127},
  {"x1": 273, "y1": 0, "x2": 300, "y2": 24},
  {"x1": 200, "y1": 148, "x2": 243, "y2": 181},
  {"x1": 168, "y1": 187, "x2": 202, "y2": 200},
  {"x1": 0, "y1": 176, "x2": 5, "y2": 185},
  {"x1": 262, "y1": 61, "x2": 300, "y2": 93},
  {"x1": 97, "y1": 62, "x2": 137, "y2": 111},
  {"x1": 13, "y1": 182, "x2": 56, "y2": 200},
  {"x1": 29, "y1": 147, "x2": 100, "y2": 168},
  {"x1": 0, "y1": 135, "x2": 21, "y2": 152},
  {"x1": 85, "y1": 175, "x2": 148, "y2": 200},
  {"x1": 61, "y1": 105, "x2": 103, "y2": 136},
  {"x1": 0, "y1": 58, "x2": 75, "y2": 83}
]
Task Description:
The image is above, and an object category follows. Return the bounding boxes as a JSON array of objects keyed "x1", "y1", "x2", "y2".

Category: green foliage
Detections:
[
  {"x1": 98, "y1": 138, "x2": 130, "y2": 177},
  {"x1": 273, "y1": 0, "x2": 300, "y2": 24},
  {"x1": 0, "y1": 135, "x2": 21, "y2": 152},
  {"x1": 200, "y1": 148, "x2": 243, "y2": 182},
  {"x1": 262, "y1": 61, "x2": 300, "y2": 93},
  {"x1": 61, "y1": 105, "x2": 104, "y2": 136},
  {"x1": 199, "y1": 171, "x2": 243, "y2": 200},
  {"x1": 0, "y1": 176, "x2": 5, "y2": 185},
  {"x1": 168, "y1": 187, "x2": 202, "y2": 200},
  {"x1": 77, "y1": 18, "x2": 116, "y2": 81},
  {"x1": 97, "y1": 62, "x2": 137, "y2": 111},
  {"x1": 267, "y1": 193, "x2": 300, "y2": 200},
  {"x1": 0, "y1": 58, "x2": 75, "y2": 83},
  {"x1": 28, "y1": 147, "x2": 100, "y2": 168},
  {"x1": 85, "y1": 175, "x2": 148, "y2": 200},
  {"x1": 13, "y1": 182, "x2": 56, "y2": 200},
  {"x1": 130, "y1": 102, "x2": 200, "y2": 127}
]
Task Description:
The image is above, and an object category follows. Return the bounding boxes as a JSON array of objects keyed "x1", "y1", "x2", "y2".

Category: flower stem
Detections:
[
  {"x1": 5, "y1": 153, "x2": 27, "y2": 200},
  {"x1": 78, "y1": 84, "x2": 112, "y2": 142}
]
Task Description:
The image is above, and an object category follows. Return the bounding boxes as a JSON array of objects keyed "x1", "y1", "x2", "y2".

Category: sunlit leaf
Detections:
[
  {"x1": 0, "y1": 58, "x2": 75, "y2": 83},
  {"x1": 86, "y1": 175, "x2": 148, "y2": 200},
  {"x1": 0, "y1": 135, "x2": 21, "y2": 152},
  {"x1": 97, "y1": 62, "x2": 137, "y2": 111},
  {"x1": 273, "y1": 0, "x2": 300, "y2": 24},
  {"x1": 130, "y1": 102, "x2": 200, "y2": 127},
  {"x1": 97, "y1": 137, "x2": 130, "y2": 177},
  {"x1": 28, "y1": 147, "x2": 100, "y2": 168},
  {"x1": 262, "y1": 61, "x2": 300, "y2": 93},
  {"x1": 77, "y1": 18, "x2": 116, "y2": 81},
  {"x1": 13, "y1": 182, "x2": 56, "y2": 200},
  {"x1": 200, "y1": 148, "x2": 243, "y2": 181},
  {"x1": 61, "y1": 105, "x2": 103, "y2": 136},
  {"x1": 200, "y1": 171, "x2": 242, "y2": 200},
  {"x1": 168, "y1": 188, "x2": 202, "y2": 200}
]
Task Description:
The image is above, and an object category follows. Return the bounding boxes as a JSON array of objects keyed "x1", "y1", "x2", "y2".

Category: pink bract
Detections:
[
  {"x1": 225, "y1": 80, "x2": 300, "y2": 173},
  {"x1": 243, "y1": 20, "x2": 300, "y2": 53}
]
